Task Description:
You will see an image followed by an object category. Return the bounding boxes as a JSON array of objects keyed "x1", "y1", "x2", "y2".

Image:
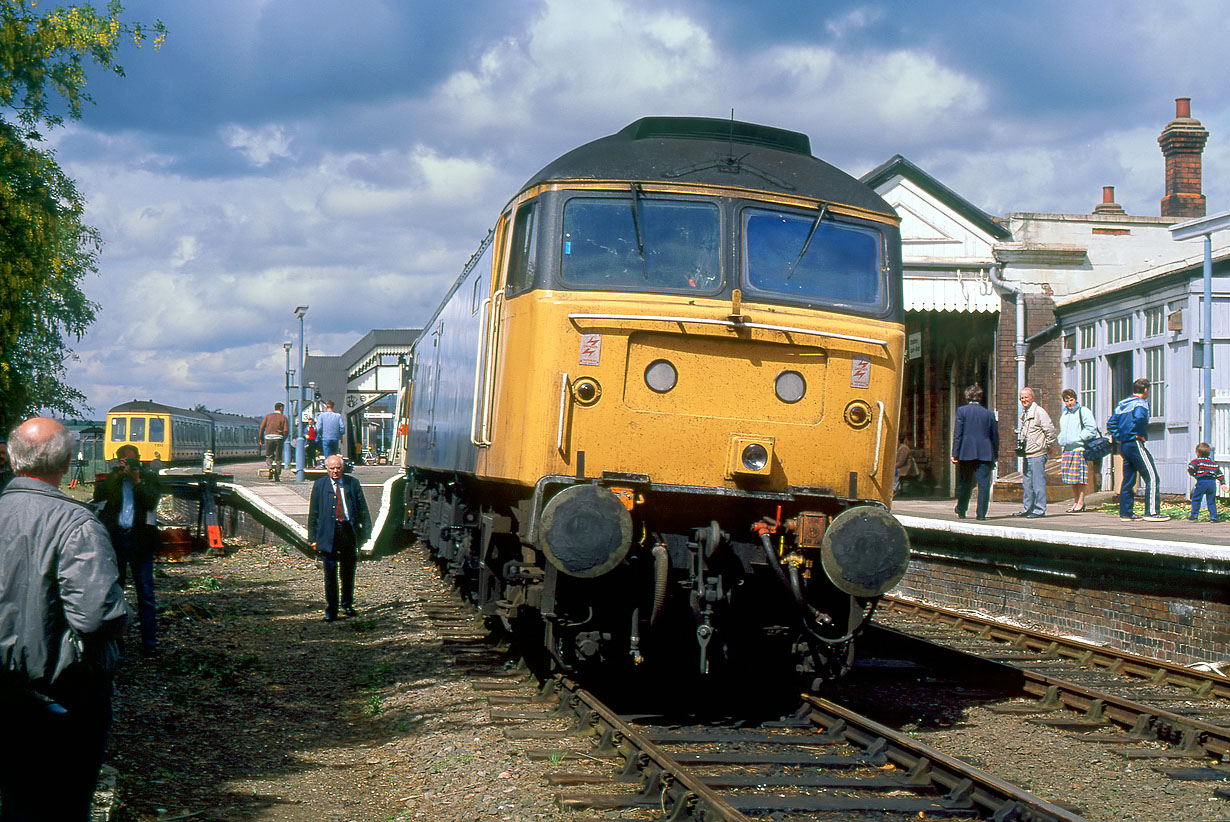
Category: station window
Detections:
[
  {"x1": 149, "y1": 418, "x2": 165, "y2": 443},
  {"x1": 110, "y1": 417, "x2": 127, "y2": 442},
  {"x1": 1144, "y1": 305, "x2": 1165, "y2": 337},
  {"x1": 1106, "y1": 315, "x2": 1132, "y2": 345},
  {"x1": 1079, "y1": 360, "x2": 1096, "y2": 412},
  {"x1": 1145, "y1": 347, "x2": 1164, "y2": 416},
  {"x1": 1078, "y1": 324, "x2": 1095, "y2": 350},
  {"x1": 130, "y1": 417, "x2": 146, "y2": 442}
]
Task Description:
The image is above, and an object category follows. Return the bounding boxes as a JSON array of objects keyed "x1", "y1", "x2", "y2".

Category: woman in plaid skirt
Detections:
[{"x1": 1057, "y1": 388, "x2": 1098, "y2": 512}]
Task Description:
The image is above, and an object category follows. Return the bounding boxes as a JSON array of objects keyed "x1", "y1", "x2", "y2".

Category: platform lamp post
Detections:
[
  {"x1": 294, "y1": 305, "x2": 309, "y2": 481},
  {"x1": 1169, "y1": 211, "x2": 1230, "y2": 457},
  {"x1": 282, "y1": 341, "x2": 294, "y2": 471}
]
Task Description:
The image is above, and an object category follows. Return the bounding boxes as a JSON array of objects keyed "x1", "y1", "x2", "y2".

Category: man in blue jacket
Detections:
[
  {"x1": 307, "y1": 454, "x2": 371, "y2": 621},
  {"x1": 951, "y1": 385, "x2": 999, "y2": 520},
  {"x1": 1108, "y1": 378, "x2": 1167, "y2": 522}
]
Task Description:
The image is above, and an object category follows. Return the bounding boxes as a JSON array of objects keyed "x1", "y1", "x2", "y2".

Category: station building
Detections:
[
  {"x1": 866, "y1": 97, "x2": 1230, "y2": 497},
  {"x1": 302, "y1": 328, "x2": 419, "y2": 463}
]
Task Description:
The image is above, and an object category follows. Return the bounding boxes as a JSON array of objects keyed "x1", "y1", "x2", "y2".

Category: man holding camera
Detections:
[{"x1": 93, "y1": 444, "x2": 161, "y2": 656}]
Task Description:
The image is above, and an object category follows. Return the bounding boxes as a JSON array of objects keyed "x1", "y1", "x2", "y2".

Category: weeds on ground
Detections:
[
  {"x1": 429, "y1": 752, "x2": 474, "y2": 773},
  {"x1": 172, "y1": 575, "x2": 222, "y2": 592},
  {"x1": 162, "y1": 646, "x2": 260, "y2": 680}
]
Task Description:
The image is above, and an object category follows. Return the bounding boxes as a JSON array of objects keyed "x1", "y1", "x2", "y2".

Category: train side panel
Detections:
[{"x1": 403, "y1": 232, "x2": 497, "y2": 474}]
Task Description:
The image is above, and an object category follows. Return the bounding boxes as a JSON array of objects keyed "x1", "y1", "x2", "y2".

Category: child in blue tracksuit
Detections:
[{"x1": 1187, "y1": 442, "x2": 1226, "y2": 522}]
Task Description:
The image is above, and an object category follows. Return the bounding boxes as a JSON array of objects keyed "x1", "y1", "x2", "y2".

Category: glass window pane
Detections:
[
  {"x1": 1080, "y1": 359, "x2": 1096, "y2": 412},
  {"x1": 1146, "y1": 347, "x2": 1164, "y2": 416},
  {"x1": 130, "y1": 417, "x2": 146, "y2": 442},
  {"x1": 149, "y1": 418, "x2": 165, "y2": 443},
  {"x1": 505, "y1": 201, "x2": 538, "y2": 293},
  {"x1": 110, "y1": 417, "x2": 127, "y2": 442},
  {"x1": 560, "y1": 198, "x2": 721, "y2": 293},
  {"x1": 743, "y1": 208, "x2": 883, "y2": 307}
]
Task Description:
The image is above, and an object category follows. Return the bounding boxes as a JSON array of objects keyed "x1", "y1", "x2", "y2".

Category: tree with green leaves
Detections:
[{"x1": 0, "y1": 0, "x2": 164, "y2": 431}]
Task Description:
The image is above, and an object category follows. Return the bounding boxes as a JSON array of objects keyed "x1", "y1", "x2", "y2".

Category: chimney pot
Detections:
[
  {"x1": 1176, "y1": 97, "x2": 1191, "y2": 118},
  {"x1": 1102, "y1": 186, "x2": 1115, "y2": 203}
]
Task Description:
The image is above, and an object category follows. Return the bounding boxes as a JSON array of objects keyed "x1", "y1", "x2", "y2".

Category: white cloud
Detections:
[{"x1": 222, "y1": 123, "x2": 295, "y2": 166}]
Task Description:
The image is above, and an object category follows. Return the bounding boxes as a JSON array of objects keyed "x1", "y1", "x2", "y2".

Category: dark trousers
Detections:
[
  {"x1": 954, "y1": 460, "x2": 993, "y2": 519},
  {"x1": 0, "y1": 676, "x2": 111, "y2": 821},
  {"x1": 322, "y1": 522, "x2": 357, "y2": 617},
  {"x1": 1190, "y1": 478, "x2": 1219, "y2": 520},
  {"x1": 112, "y1": 530, "x2": 157, "y2": 651},
  {"x1": 1119, "y1": 439, "x2": 1161, "y2": 517}
]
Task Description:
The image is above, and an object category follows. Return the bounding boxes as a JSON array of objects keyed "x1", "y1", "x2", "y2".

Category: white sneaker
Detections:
[{"x1": 1142, "y1": 514, "x2": 1170, "y2": 522}]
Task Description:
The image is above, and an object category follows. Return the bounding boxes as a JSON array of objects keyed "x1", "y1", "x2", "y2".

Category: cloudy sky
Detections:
[{"x1": 47, "y1": 0, "x2": 1230, "y2": 419}]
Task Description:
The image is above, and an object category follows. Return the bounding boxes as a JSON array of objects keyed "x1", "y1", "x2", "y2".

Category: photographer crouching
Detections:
[{"x1": 93, "y1": 445, "x2": 161, "y2": 656}]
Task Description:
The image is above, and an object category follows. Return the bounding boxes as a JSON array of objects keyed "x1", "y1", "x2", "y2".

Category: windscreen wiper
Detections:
[
  {"x1": 630, "y1": 183, "x2": 648, "y2": 279},
  {"x1": 785, "y1": 203, "x2": 827, "y2": 280}
]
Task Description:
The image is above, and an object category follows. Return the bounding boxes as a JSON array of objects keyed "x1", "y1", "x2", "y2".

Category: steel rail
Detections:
[
  {"x1": 801, "y1": 694, "x2": 1087, "y2": 822},
  {"x1": 1016, "y1": 670, "x2": 1230, "y2": 759},
  {"x1": 548, "y1": 677, "x2": 746, "y2": 822},
  {"x1": 881, "y1": 595, "x2": 1230, "y2": 700}
]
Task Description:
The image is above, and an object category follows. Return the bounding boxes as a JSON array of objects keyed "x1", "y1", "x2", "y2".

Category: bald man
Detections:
[
  {"x1": 307, "y1": 455, "x2": 371, "y2": 621},
  {"x1": 0, "y1": 418, "x2": 128, "y2": 820}
]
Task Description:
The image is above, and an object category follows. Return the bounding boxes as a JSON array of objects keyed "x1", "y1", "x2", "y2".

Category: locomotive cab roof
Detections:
[{"x1": 520, "y1": 116, "x2": 896, "y2": 218}]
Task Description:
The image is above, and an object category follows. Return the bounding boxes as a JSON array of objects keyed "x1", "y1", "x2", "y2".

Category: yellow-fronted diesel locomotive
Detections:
[
  {"x1": 401, "y1": 117, "x2": 910, "y2": 688},
  {"x1": 105, "y1": 401, "x2": 261, "y2": 465}
]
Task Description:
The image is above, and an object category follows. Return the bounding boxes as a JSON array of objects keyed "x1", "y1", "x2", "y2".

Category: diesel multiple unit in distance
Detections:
[
  {"x1": 401, "y1": 117, "x2": 911, "y2": 687},
  {"x1": 105, "y1": 401, "x2": 260, "y2": 465}
]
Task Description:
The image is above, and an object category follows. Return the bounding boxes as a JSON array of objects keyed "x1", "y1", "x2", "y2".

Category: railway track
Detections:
[
  {"x1": 418, "y1": 551, "x2": 1230, "y2": 820},
  {"x1": 876, "y1": 596, "x2": 1230, "y2": 760},
  {"x1": 482, "y1": 677, "x2": 1085, "y2": 821}
]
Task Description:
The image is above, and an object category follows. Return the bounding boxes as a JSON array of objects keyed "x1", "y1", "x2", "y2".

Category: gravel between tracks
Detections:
[{"x1": 109, "y1": 540, "x2": 577, "y2": 822}]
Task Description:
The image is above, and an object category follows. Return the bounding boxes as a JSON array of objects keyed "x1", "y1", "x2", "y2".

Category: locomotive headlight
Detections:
[
  {"x1": 774, "y1": 370, "x2": 806, "y2": 403},
  {"x1": 727, "y1": 435, "x2": 774, "y2": 478},
  {"x1": 572, "y1": 377, "x2": 602, "y2": 406},
  {"x1": 741, "y1": 443, "x2": 769, "y2": 471},
  {"x1": 844, "y1": 400, "x2": 873, "y2": 429},
  {"x1": 644, "y1": 359, "x2": 677, "y2": 393}
]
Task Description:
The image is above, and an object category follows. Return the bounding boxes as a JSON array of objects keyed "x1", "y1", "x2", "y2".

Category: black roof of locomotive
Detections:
[{"x1": 520, "y1": 117, "x2": 896, "y2": 219}]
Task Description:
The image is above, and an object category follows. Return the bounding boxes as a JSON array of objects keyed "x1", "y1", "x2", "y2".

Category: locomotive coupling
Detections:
[
  {"x1": 539, "y1": 484, "x2": 633, "y2": 578},
  {"x1": 819, "y1": 506, "x2": 910, "y2": 597}
]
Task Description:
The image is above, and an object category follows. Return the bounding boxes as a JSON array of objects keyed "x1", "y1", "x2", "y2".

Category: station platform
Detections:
[
  {"x1": 891, "y1": 494, "x2": 1229, "y2": 557},
  {"x1": 164, "y1": 460, "x2": 402, "y2": 555}
]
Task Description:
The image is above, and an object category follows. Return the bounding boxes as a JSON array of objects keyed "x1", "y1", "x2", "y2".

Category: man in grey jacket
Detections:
[
  {"x1": 1014, "y1": 387, "x2": 1058, "y2": 518},
  {"x1": 0, "y1": 417, "x2": 129, "y2": 821}
]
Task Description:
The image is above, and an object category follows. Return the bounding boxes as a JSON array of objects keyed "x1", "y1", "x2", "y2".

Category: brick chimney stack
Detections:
[{"x1": 1158, "y1": 96, "x2": 1208, "y2": 218}]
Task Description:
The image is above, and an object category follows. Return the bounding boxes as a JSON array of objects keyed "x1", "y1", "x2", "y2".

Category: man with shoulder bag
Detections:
[
  {"x1": 0, "y1": 418, "x2": 128, "y2": 821},
  {"x1": 1014, "y1": 387, "x2": 1057, "y2": 518}
]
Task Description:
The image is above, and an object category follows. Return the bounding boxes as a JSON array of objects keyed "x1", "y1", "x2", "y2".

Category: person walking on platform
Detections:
[
  {"x1": 0, "y1": 417, "x2": 128, "y2": 821},
  {"x1": 316, "y1": 400, "x2": 345, "y2": 459},
  {"x1": 308, "y1": 454, "x2": 371, "y2": 622},
  {"x1": 1013, "y1": 387, "x2": 1056, "y2": 518},
  {"x1": 951, "y1": 385, "x2": 998, "y2": 520},
  {"x1": 258, "y1": 402, "x2": 289, "y2": 481},
  {"x1": 1057, "y1": 389, "x2": 1097, "y2": 513},
  {"x1": 1186, "y1": 442, "x2": 1226, "y2": 522},
  {"x1": 1108, "y1": 378, "x2": 1168, "y2": 522},
  {"x1": 93, "y1": 444, "x2": 162, "y2": 655}
]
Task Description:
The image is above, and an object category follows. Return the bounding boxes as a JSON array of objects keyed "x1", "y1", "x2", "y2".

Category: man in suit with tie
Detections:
[
  {"x1": 951, "y1": 384, "x2": 999, "y2": 520},
  {"x1": 308, "y1": 455, "x2": 371, "y2": 622}
]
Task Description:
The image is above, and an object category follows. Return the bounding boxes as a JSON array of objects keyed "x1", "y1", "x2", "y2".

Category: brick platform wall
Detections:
[
  {"x1": 892, "y1": 551, "x2": 1228, "y2": 666},
  {"x1": 170, "y1": 494, "x2": 295, "y2": 547}
]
